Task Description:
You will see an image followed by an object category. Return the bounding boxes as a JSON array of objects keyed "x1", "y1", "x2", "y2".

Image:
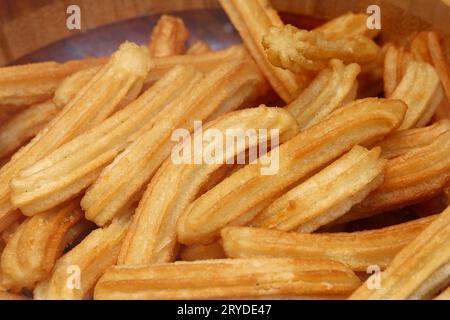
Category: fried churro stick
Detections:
[
  {"x1": 148, "y1": 15, "x2": 189, "y2": 57},
  {"x1": 82, "y1": 60, "x2": 268, "y2": 227},
  {"x1": 177, "y1": 98, "x2": 407, "y2": 245},
  {"x1": 11, "y1": 66, "x2": 201, "y2": 216},
  {"x1": 186, "y1": 41, "x2": 212, "y2": 55},
  {"x1": 53, "y1": 67, "x2": 99, "y2": 108},
  {"x1": 383, "y1": 44, "x2": 413, "y2": 98},
  {"x1": 94, "y1": 258, "x2": 361, "y2": 300},
  {"x1": 219, "y1": 0, "x2": 307, "y2": 102},
  {"x1": 411, "y1": 31, "x2": 450, "y2": 120},
  {"x1": 0, "y1": 58, "x2": 104, "y2": 107},
  {"x1": 0, "y1": 100, "x2": 59, "y2": 160},
  {"x1": 391, "y1": 61, "x2": 442, "y2": 129},
  {"x1": 179, "y1": 242, "x2": 226, "y2": 261},
  {"x1": 337, "y1": 130, "x2": 450, "y2": 224},
  {"x1": 0, "y1": 42, "x2": 151, "y2": 227},
  {"x1": 285, "y1": 59, "x2": 360, "y2": 129},
  {"x1": 252, "y1": 146, "x2": 385, "y2": 232},
  {"x1": 350, "y1": 206, "x2": 450, "y2": 300},
  {"x1": 313, "y1": 13, "x2": 380, "y2": 40},
  {"x1": 34, "y1": 217, "x2": 129, "y2": 300},
  {"x1": 378, "y1": 119, "x2": 450, "y2": 159},
  {"x1": 223, "y1": 216, "x2": 436, "y2": 272},
  {"x1": 118, "y1": 107, "x2": 298, "y2": 265},
  {"x1": 263, "y1": 24, "x2": 380, "y2": 73},
  {"x1": 0, "y1": 200, "x2": 93, "y2": 291}
]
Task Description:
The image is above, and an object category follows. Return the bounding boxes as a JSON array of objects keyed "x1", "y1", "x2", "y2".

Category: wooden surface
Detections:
[{"x1": 0, "y1": 0, "x2": 450, "y2": 66}]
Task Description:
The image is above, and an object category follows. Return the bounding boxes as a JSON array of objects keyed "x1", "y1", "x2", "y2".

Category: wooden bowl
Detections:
[{"x1": 1, "y1": 0, "x2": 450, "y2": 66}]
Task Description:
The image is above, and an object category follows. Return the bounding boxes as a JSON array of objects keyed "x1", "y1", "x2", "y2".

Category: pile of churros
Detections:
[{"x1": 0, "y1": 1, "x2": 449, "y2": 300}]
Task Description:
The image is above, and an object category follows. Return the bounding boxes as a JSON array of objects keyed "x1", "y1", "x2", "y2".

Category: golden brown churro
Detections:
[
  {"x1": 391, "y1": 61, "x2": 442, "y2": 129},
  {"x1": 148, "y1": 15, "x2": 189, "y2": 57},
  {"x1": 11, "y1": 66, "x2": 201, "y2": 216},
  {"x1": 118, "y1": 107, "x2": 298, "y2": 265},
  {"x1": 263, "y1": 24, "x2": 380, "y2": 73},
  {"x1": 82, "y1": 60, "x2": 268, "y2": 227},
  {"x1": 0, "y1": 42, "x2": 150, "y2": 225},
  {"x1": 34, "y1": 217, "x2": 129, "y2": 300},
  {"x1": 350, "y1": 206, "x2": 450, "y2": 299},
  {"x1": 252, "y1": 146, "x2": 385, "y2": 232},
  {"x1": 0, "y1": 100, "x2": 59, "y2": 160},
  {"x1": 94, "y1": 258, "x2": 361, "y2": 300},
  {"x1": 285, "y1": 59, "x2": 360, "y2": 128},
  {"x1": 0, "y1": 58, "x2": 104, "y2": 107},
  {"x1": 219, "y1": 0, "x2": 307, "y2": 102},
  {"x1": 337, "y1": 130, "x2": 450, "y2": 224},
  {"x1": 378, "y1": 119, "x2": 450, "y2": 159},
  {"x1": 223, "y1": 216, "x2": 436, "y2": 272},
  {"x1": 0, "y1": 200, "x2": 93, "y2": 291},
  {"x1": 383, "y1": 44, "x2": 413, "y2": 98},
  {"x1": 177, "y1": 98, "x2": 407, "y2": 245}
]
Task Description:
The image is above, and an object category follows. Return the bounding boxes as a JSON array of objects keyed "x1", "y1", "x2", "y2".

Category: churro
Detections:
[
  {"x1": 263, "y1": 24, "x2": 380, "y2": 73},
  {"x1": 0, "y1": 200, "x2": 93, "y2": 291},
  {"x1": 0, "y1": 58, "x2": 104, "y2": 107},
  {"x1": 285, "y1": 59, "x2": 360, "y2": 129},
  {"x1": 177, "y1": 98, "x2": 407, "y2": 245},
  {"x1": 350, "y1": 206, "x2": 450, "y2": 299},
  {"x1": 391, "y1": 61, "x2": 442, "y2": 129},
  {"x1": 378, "y1": 119, "x2": 450, "y2": 159},
  {"x1": 0, "y1": 100, "x2": 59, "y2": 160},
  {"x1": 34, "y1": 216, "x2": 129, "y2": 300},
  {"x1": 223, "y1": 216, "x2": 436, "y2": 272},
  {"x1": 11, "y1": 66, "x2": 200, "y2": 216},
  {"x1": 82, "y1": 60, "x2": 267, "y2": 227},
  {"x1": 383, "y1": 44, "x2": 412, "y2": 97},
  {"x1": 219, "y1": 0, "x2": 307, "y2": 102},
  {"x1": 148, "y1": 15, "x2": 189, "y2": 57},
  {"x1": 337, "y1": 130, "x2": 450, "y2": 224},
  {"x1": 252, "y1": 146, "x2": 385, "y2": 232},
  {"x1": 118, "y1": 106, "x2": 298, "y2": 265},
  {"x1": 94, "y1": 258, "x2": 361, "y2": 300}
]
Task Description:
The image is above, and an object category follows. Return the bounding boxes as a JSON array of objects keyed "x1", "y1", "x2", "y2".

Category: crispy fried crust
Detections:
[
  {"x1": 0, "y1": 58, "x2": 104, "y2": 107},
  {"x1": 118, "y1": 107, "x2": 299, "y2": 265},
  {"x1": 223, "y1": 216, "x2": 436, "y2": 272},
  {"x1": 286, "y1": 59, "x2": 360, "y2": 128},
  {"x1": 263, "y1": 25, "x2": 380, "y2": 73},
  {"x1": 34, "y1": 217, "x2": 129, "y2": 300},
  {"x1": 0, "y1": 200, "x2": 93, "y2": 291},
  {"x1": 11, "y1": 66, "x2": 200, "y2": 216},
  {"x1": 0, "y1": 42, "x2": 151, "y2": 232},
  {"x1": 177, "y1": 98, "x2": 407, "y2": 245},
  {"x1": 350, "y1": 206, "x2": 450, "y2": 300},
  {"x1": 252, "y1": 146, "x2": 385, "y2": 232},
  {"x1": 313, "y1": 13, "x2": 380, "y2": 40},
  {"x1": 337, "y1": 130, "x2": 450, "y2": 223},
  {"x1": 0, "y1": 100, "x2": 59, "y2": 160},
  {"x1": 219, "y1": 0, "x2": 307, "y2": 102},
  {"x1": 391, "y1": 61, "x2": 442, "y2": 129},
  {"x1": 94, "y1": 258, "x2": 361, "y2": 300},
  {"x1": 378, "y1": 119, "x2": 450, "y2": 159},
  {"x1": 148, "y1": 15, "x2": 189, "y2": 57},
  {"x1": 82, "y1": 61, "x2": 268, "y2": 227}
]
